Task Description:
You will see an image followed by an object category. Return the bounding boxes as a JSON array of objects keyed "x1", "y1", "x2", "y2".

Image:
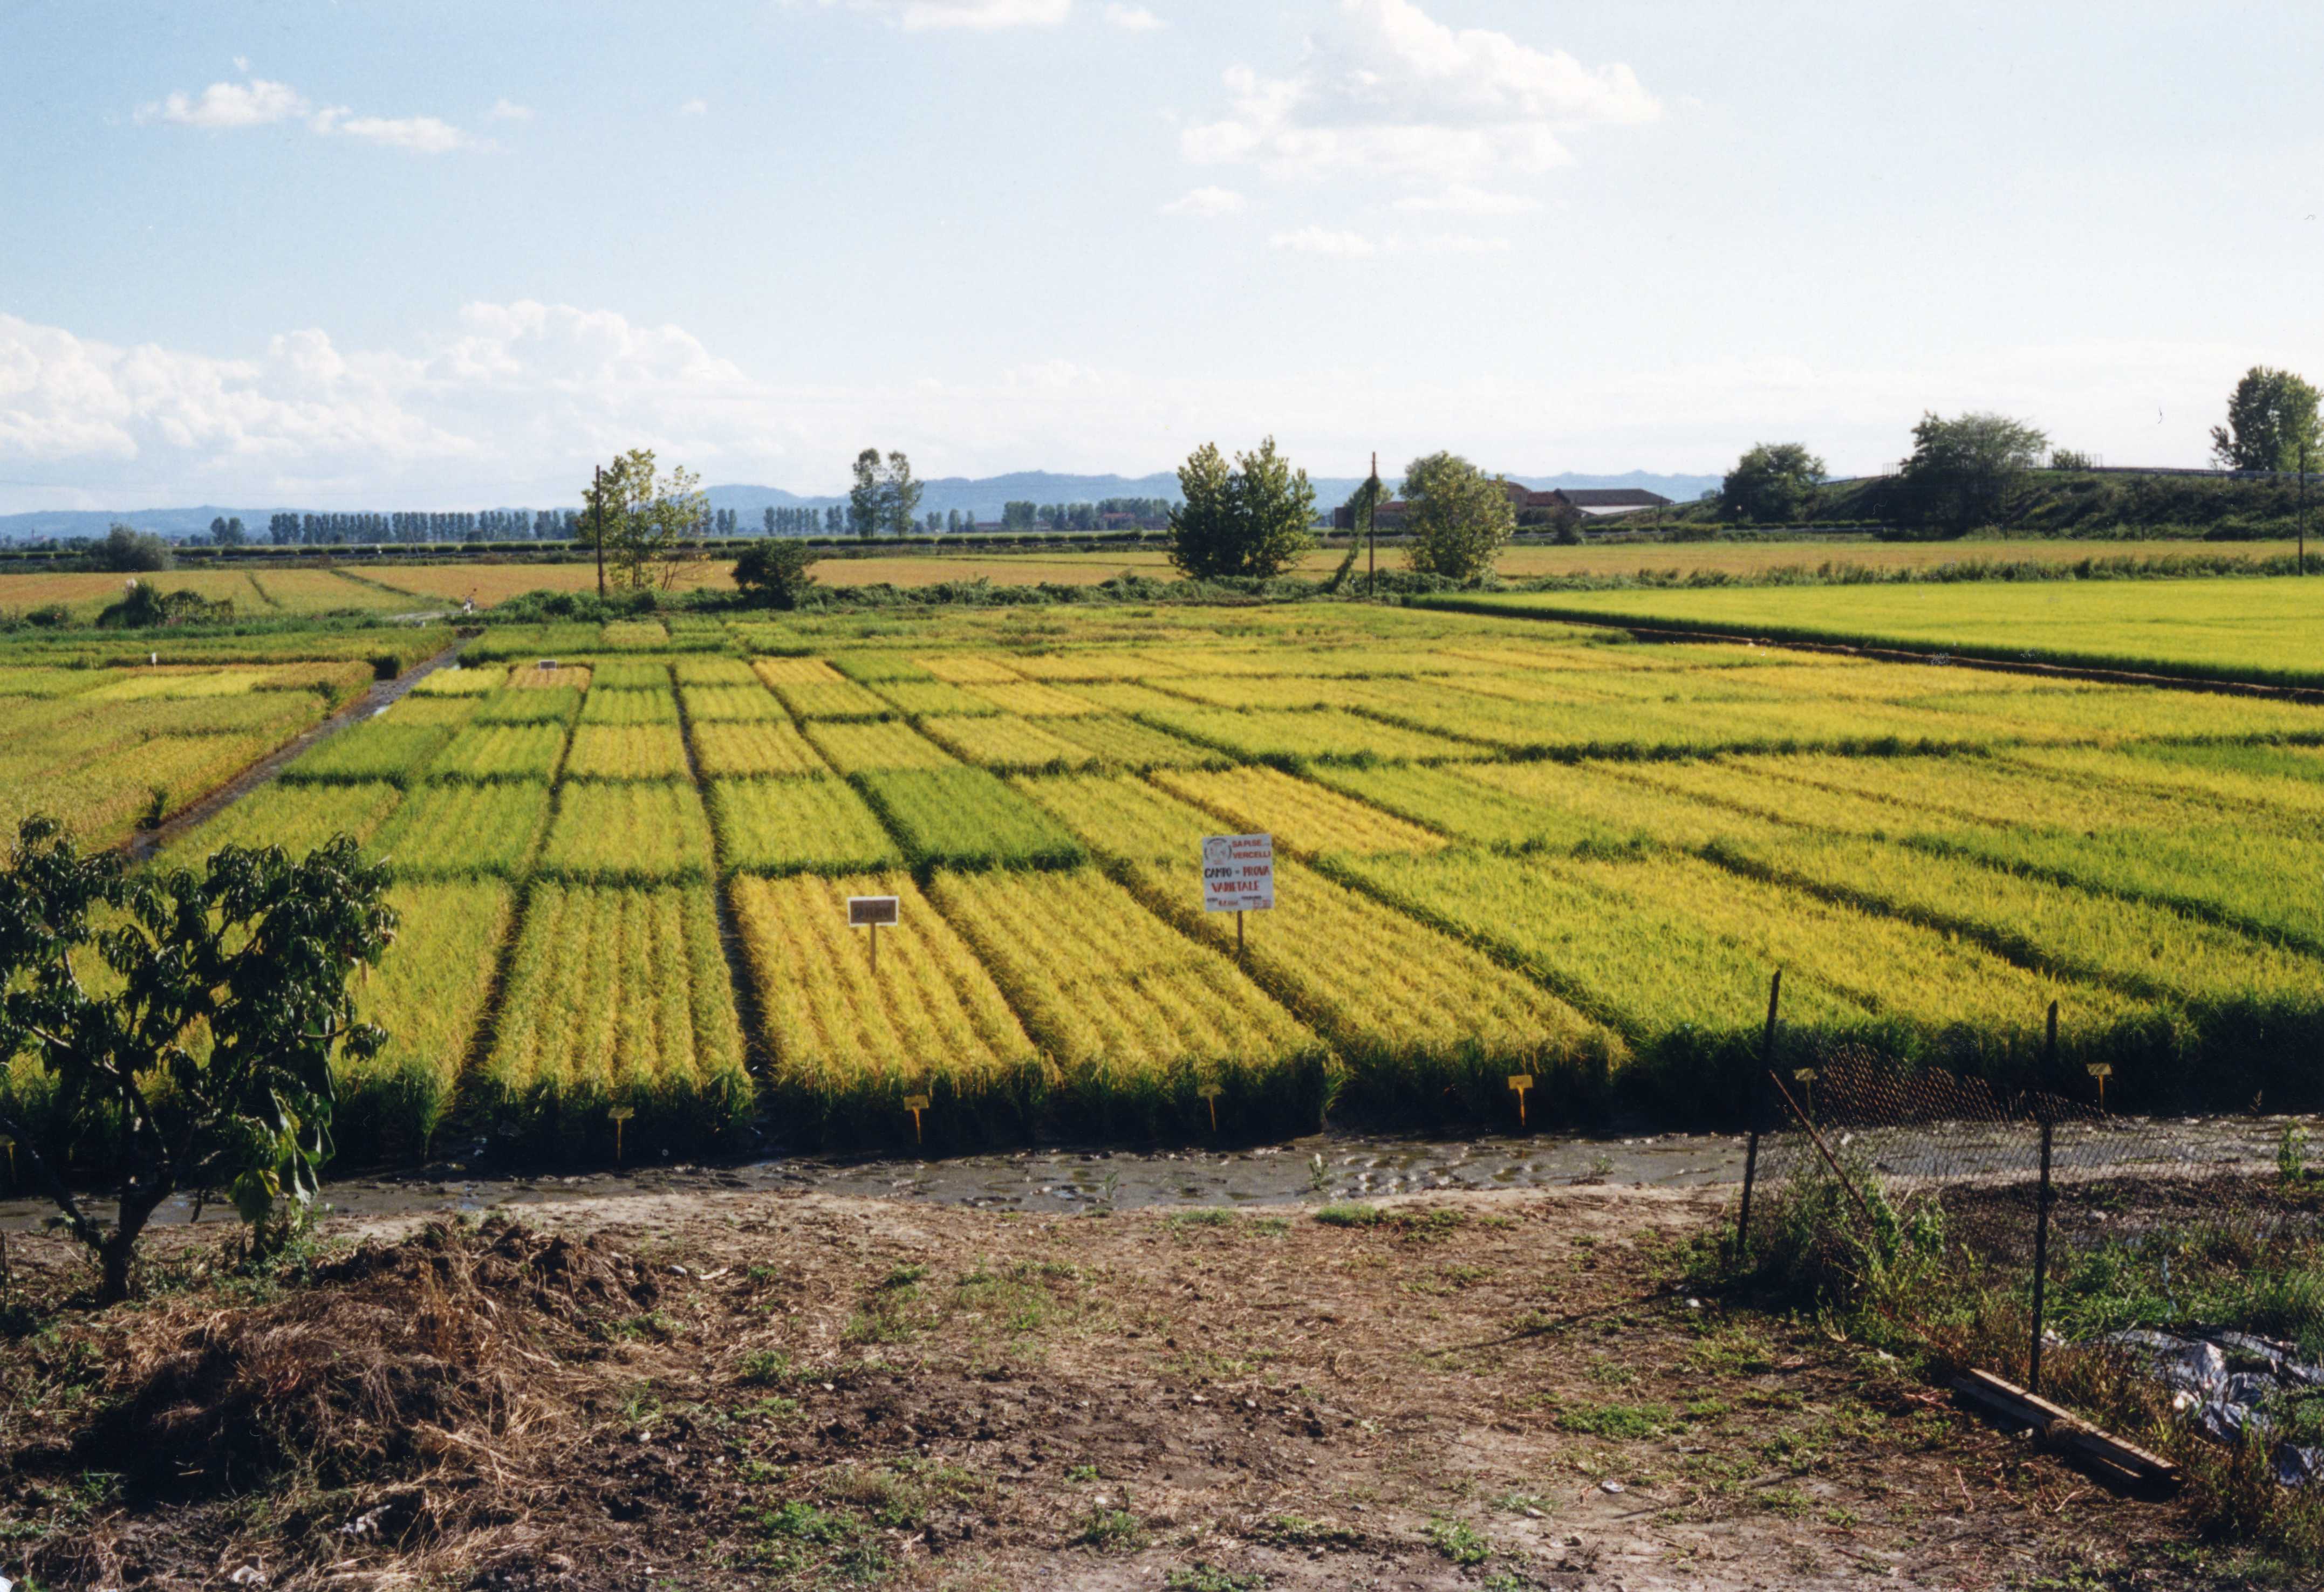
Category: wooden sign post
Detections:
[
  {"x1": 849, "y1": 894, "x2": 900, "y2": 975},
  {"x1": 1793, "y1": 1066, "x2": 1819, "y2": 1119},
  {"x1": 1201, "y1": 833, "x2": 1274, "y2": 958},
  {"x1": 609, "y1": 1104, "x2": 634, "y2": 1167},
  {"x1": 1507, "y1": 1074, "x2": 1534, "y2": 1127},
  {"x1": 903, "y1": 1093, "x2": 931, "y2": 1145},
  {"x1": 2087, "y1": 1062, "x2": 2111, "y2": 1112}
]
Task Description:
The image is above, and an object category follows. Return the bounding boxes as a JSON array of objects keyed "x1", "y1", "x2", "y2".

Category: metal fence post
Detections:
[
  {"x1": 2029, "y1": 1000, "x2": 2059, "y2": 1395},
  {"x1": 1734, "y1": 969, "x2": 1783, "y2": 1261}
]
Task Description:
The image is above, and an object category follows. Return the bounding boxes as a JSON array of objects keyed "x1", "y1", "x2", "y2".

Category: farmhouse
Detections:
[{"x1": 1332, "y1": 481, "x2": 1671, "y2": 530}]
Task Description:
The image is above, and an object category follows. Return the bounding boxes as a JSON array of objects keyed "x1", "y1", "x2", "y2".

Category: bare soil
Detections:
[{"x1": 0, "y1": 1185, "x2": 2241, "y2": 1590}]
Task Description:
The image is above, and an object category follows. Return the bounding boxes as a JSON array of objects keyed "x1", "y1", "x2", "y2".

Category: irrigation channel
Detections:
[{"x1": 0, "y1": 1116, "x2": 2296, "y2": 1234}]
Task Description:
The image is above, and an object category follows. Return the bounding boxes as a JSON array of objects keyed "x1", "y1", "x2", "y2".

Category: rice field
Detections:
[{"x1": 19, "y1": 589, "x2": 2324, "y2": 1168}]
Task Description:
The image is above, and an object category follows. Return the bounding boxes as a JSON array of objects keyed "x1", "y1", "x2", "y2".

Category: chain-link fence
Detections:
[{"x1": 1733, "y1": 994, "x2": 2324, "y2": 1481}]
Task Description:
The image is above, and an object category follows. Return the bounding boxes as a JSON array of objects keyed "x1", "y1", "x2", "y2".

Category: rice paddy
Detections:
[{"x1": 11, "y1": 588, "x2": 2323, "y2": 1169}]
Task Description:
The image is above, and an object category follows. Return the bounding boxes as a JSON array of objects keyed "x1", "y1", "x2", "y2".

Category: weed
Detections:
[
  {"x1": 1167, "y1": 1209, "x2": 1237, "y2": 1232},
  {"x1": 1071, "y1": 1505, "x2": 1145, "y2": 1551},
  {"x1": 1165, "y1": 1568, "x2": 1265, "y2": 1592},
  {"x1": 1254, "y1": 1514, "x2": 1361, "y2": 1549},
  {"x1": 1556, "y1": 1402, "x2": 1671, "y2": 1439},
  {"x1": 1426, "y1": 1516, "x2": 1491, "y2": 1566},
  {"x1": 1065, "y1": 1463, "x2": 1101, "y2": 1482},
  {"x1": 740, "y1": 1349, "x2": 801, "y2": 1385},
  {"x1": 1316, "y1": 1203, "x2": 1387, "y2": 1228}
]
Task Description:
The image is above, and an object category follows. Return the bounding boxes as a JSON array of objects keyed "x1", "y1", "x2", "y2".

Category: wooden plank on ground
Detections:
[{"x1": 1950, "y1": 1368, "x2": 2181, "y2": 1492}]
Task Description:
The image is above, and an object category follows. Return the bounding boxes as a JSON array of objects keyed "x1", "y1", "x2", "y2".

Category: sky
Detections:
[{"x1": 2, "y1": 0, "x2": 2320, "y2": 511}]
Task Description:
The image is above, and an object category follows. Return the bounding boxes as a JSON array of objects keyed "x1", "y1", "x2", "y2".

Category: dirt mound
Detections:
[{"x1": 70, "y1": 1218, "x2": 657, "y2": 1499}]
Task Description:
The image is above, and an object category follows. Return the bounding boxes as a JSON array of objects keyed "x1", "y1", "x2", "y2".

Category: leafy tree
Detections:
[
  {"x1": 1720, "y1": 443, "x2": 1826, "y2": 524},
  {"x1": 1167, "y1": 437, "x2": 1317, "y2": 580},
  {"x1": 583, "y1": 449, "x2": 711, "y2": 592},
  {"x1": 879, "y1": 451, "x2": 922, "y2": 537},
  {"x1": 733, "y1": 539, "x2": 817, "y2": 609},
  {"x1": 2048, "y1": 447, "x2": 2096, "y2": 471},
  {"x1": 2211, "y1": 366, "x2": 2321, "y2": 473},
  {"x1": 850, "y1": 449, "x2": 883, "y2": 538},
  {"x1": 96, "y1": 524, "x2": 172, "y2": 572},
  {"x1": 1895, "y1": 411, "x2": 2049, "y2": 536},
  {"x1": 1401, "y1": 452, "x2": 1515, "y2": 580},
  {"x1": 1001, "y1": 501, "x2": 1037, "y2": 530},
  {"x1": 0, "y1": 820, "x2": 394, "y2": 1302}
]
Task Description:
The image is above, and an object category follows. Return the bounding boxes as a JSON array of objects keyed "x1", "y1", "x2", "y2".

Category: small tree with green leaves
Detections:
[
  {"x1": 733, "y1": 538, "x2": 817, "y2": 609},
  {"x1": 1894, "y1": 411, "x2": 2049, "y2": 537},
  {"x1": 2211, "y1": 366, "x2": 2320, "y2": 474},
  {"x1": 1166, "y1": 437, "x2": 1317, "y2": 579},
  {"x1": 584, "y1": 449, "x2": 712, "y2": 592},
  {"x1": 0, "y1": 819, "x2": 395, "y2": 1303},
  {"x1": 1720, "y1": 442, "x2": 1827, "y2": 524},
  {"x1": 1402, "y1": 452, "x2": 1514, "y2": 580}
]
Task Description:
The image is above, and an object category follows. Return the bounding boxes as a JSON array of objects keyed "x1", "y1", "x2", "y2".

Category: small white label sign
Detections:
[
  {"x1": 1201, "y1": 834, "x2": 1274, "y2": 913},
  {"x1": 848, "y1": 894, "x2": 900, "y2": 928}
]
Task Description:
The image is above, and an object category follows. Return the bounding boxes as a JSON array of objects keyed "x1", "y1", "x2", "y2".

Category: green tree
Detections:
[
  {"x1": 2211, "y1": 366, "x2": 2321, "y2": 473},
  {"x1": 583, "y1": 449, "x2": 710, "y2": 592},
  {"x1": 1895, "y1": 411, "x2": 2049, "y2": 536},
  {"x1": 0, "y1": 819, "x2": 395, "y2": 1302},
  {"x1": 97, "y1": 523, "x2": 172, "y2": 572},
  {"x1": 879, "y1": 451, "x2": 923, "y2": 537},
  {"x1": 733, "y1": 538, "x2": 817, "y2": 609},
  {"x1": 1720, "y1": 442, "x2": 1827, "y2": 524},
  {"x1": 1401, "y1": 452, "x2": 1515, "y2": 580},
  {"x1": 1166, "y1": 437, "x2": 1317, "y2": 579},
  {"x1": 850, "y1": 448, "x2": 883, "y2": 538}
]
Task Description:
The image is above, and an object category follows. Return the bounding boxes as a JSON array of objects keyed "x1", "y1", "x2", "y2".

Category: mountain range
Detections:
[{"x1": 0, "y1": 470, "x2": 1720, "y2": 541}]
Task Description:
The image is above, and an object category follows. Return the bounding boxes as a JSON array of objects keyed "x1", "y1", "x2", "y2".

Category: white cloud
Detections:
[
  {"x1": 141, "y1": 78, "x2": 307, "y2": 130},
  {"x1": 489, "y1": 98, "x2": 534, "y2": 122},
  {"x1": 1161, "y1": 185, "x2": 1247, "y2": 217},
  {"x1": 1394, "y1": 184, "x2": 1540, "y2": 215},
  {"x1": 678, "y1": 98, "x2": 710, "y2": 116},
  {"x1": 1412, "y1": 232, "x2": 1512, "y2": 255},
  {"x1": 1103, "y1": 3, "x2": 1163, "y2": 29},
  {"x1": 312, "y1": 109, "x2": 472, "y2": 153},
  {"x1": 1184, "y1": 0, "x2": 1655, "y2": 190},
  {"x1": 1270, "y1": 225, "x2": 1377, "y2": 258},
  {"x1": 138, "y1": 76, "x2": 475, "y2": 152},
  {"x1": 833, "y1": 0, "x2": 1074, "y2": 29}
]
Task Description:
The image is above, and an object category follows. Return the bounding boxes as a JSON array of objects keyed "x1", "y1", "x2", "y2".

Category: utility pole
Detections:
[
  {"x1": 1366, "y1": 451, "x2": 1378, "y2": 598},
  {"x1": 592, "y1": 463, "x2": 606, "y2": 600},
  {"x1": 2302, "y1": 438, "x2": 2311, "y2": 577}
]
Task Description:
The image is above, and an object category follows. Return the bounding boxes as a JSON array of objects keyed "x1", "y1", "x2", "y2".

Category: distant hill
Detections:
[{"x1": 0, "y1": 469, "x2": 1725, "y2": 541}]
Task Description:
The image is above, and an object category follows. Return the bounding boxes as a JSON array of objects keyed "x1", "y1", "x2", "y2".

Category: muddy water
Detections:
[{"x1": 0, "y1": 1129, "x2": 1749, "y2": 1233}]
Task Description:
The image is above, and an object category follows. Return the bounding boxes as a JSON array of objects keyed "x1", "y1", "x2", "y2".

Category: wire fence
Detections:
[{"x1": 1734, "y1": 986, "x2": 2324, "y2": 1478}]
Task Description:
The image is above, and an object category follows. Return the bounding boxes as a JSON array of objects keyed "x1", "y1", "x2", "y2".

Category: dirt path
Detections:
[{"x1": 0, "y1": 1184, "x2": 2216, "y2": 1591}]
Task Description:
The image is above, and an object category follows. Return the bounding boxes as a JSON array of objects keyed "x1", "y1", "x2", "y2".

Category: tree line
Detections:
[{"x1": 1716, "y1": 366, "x2": 2320, "y2": 536}]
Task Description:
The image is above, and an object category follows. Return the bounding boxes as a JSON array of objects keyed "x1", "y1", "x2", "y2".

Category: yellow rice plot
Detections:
[
  {"x1": 1147, "y1": 765, "x2": 1449, "y2": 856},
  {"x1": 919, "y1": 654, "x2": 1026, "y2": 685},
  {"x1": 540, "y1": 781, "x2": 715, "y2": 881},
  {"x1": 803, "y1": 719, "x2": 959, "y2": 774},
  {"x1": 692, "y1": 720, "x2": 826, "y2": 779},
  {"x1": 752, "y1": 656, "x2": 846, "y2": 688},
  {"x1": 774, "y1": 679, "x2": 894, "y2": 719},
  {"x1": 927, "y1": 868, "x2": 1318, "y2": 1090},
  {"x1": 343, "y1": 880, "x2": 515, "y2": 1156},
  {"x1": 729, "y1": 872, "x2": 1037, "y2": 1107},
  {"x1": 563, "y1": 723, "x2": 692, "y2": 780},
  {"x1": 917, "y1": 713, "x2": 1098, "y2": 773},
  {"x1": 963, "y1": 680, "x2": 1101, "y2": 717},
  {"x1": 509, "y1": 663, "x2": 592, "y2": 690}
]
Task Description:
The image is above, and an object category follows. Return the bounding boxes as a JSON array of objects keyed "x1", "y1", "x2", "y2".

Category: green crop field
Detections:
[
  {"x1": 1430, "y1": 577, "x2": 2324, "y2": 689},
  {"x1": 8, "y1": 588, "x2": 2323, "y2": 1170}
]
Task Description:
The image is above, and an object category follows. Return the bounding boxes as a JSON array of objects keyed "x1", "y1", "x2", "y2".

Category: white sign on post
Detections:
[{"x1": 1201, "y1": 834, "x2": 1275, "y2": 914}]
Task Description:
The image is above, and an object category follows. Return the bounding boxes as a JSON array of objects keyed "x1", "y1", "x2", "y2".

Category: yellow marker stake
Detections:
[
  {"x1": 1507, "y1": 1074, "x2": 1535, "y2": 1127},
  {"x1": 904, "y1": 1094, "x2": 932, "y2": 1145},
  {"x1": 1198, "y1": 1083, "x2": 1223, "y2": 1133},
  {"x1": 609, "y1": 1104, "x2": 635, "y2": 1167}
]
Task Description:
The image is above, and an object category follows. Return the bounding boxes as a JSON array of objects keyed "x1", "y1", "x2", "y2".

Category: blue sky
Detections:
[{"x1": 2, "y1": 0, "x2": 2319, "y2": 510}]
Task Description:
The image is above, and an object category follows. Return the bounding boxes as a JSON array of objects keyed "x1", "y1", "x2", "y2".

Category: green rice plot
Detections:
[
  {"x1": 1133, "y1": 706, "x2": 1481, "y2": 766},
  {"x1": 681, "y1": 684, "x2": 785, "y2": 722},
  {"x1": 856, "y1": 767, "x2": 1085, "y2": 869},
  {"x1": 775, "y1": 679, "x2": 896, "y2": 719},
  {"x1": 341, "y1": 880, "x2": 514, "y2": 1160},
  {"x1": 430, "y1": 722, "x2": 569, "y2": 782},
  {"x1": 475, "y1": 687, "x2": 581, "y2": 724},
  {"x1": 371, "y1": 781, "x2": 553, "y2": 878},
  {"x1": 710, "y1": 775, "x2": 904, "y2": 876},
  {"x1": 805, "y1": 719, "x2": 960, "y2": 774},
  {"x1": 870, "y1": 679, "x2": 1000, "y2": 717},
  {"x1": 168, "y1": 780, "x2": 402, "y2": 863},
  {"x1": 276, "y1": 719, "x2": 452, "y2": 786},
  {"x1": 480, "y1": 882, "x2": 751, "y2": 1156},
  {"x1": 539, "y1": 780, "x2": 715, "y2": 882},
  {"x1": 579, "y1": 687, "x2": 681, "y2": 725},
  {"x1": 563, "y1": 723, "x2": 692, "y2": 781},
  {"x1": 693, "y1": 719, "x2": 826, "y2": 778}
]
